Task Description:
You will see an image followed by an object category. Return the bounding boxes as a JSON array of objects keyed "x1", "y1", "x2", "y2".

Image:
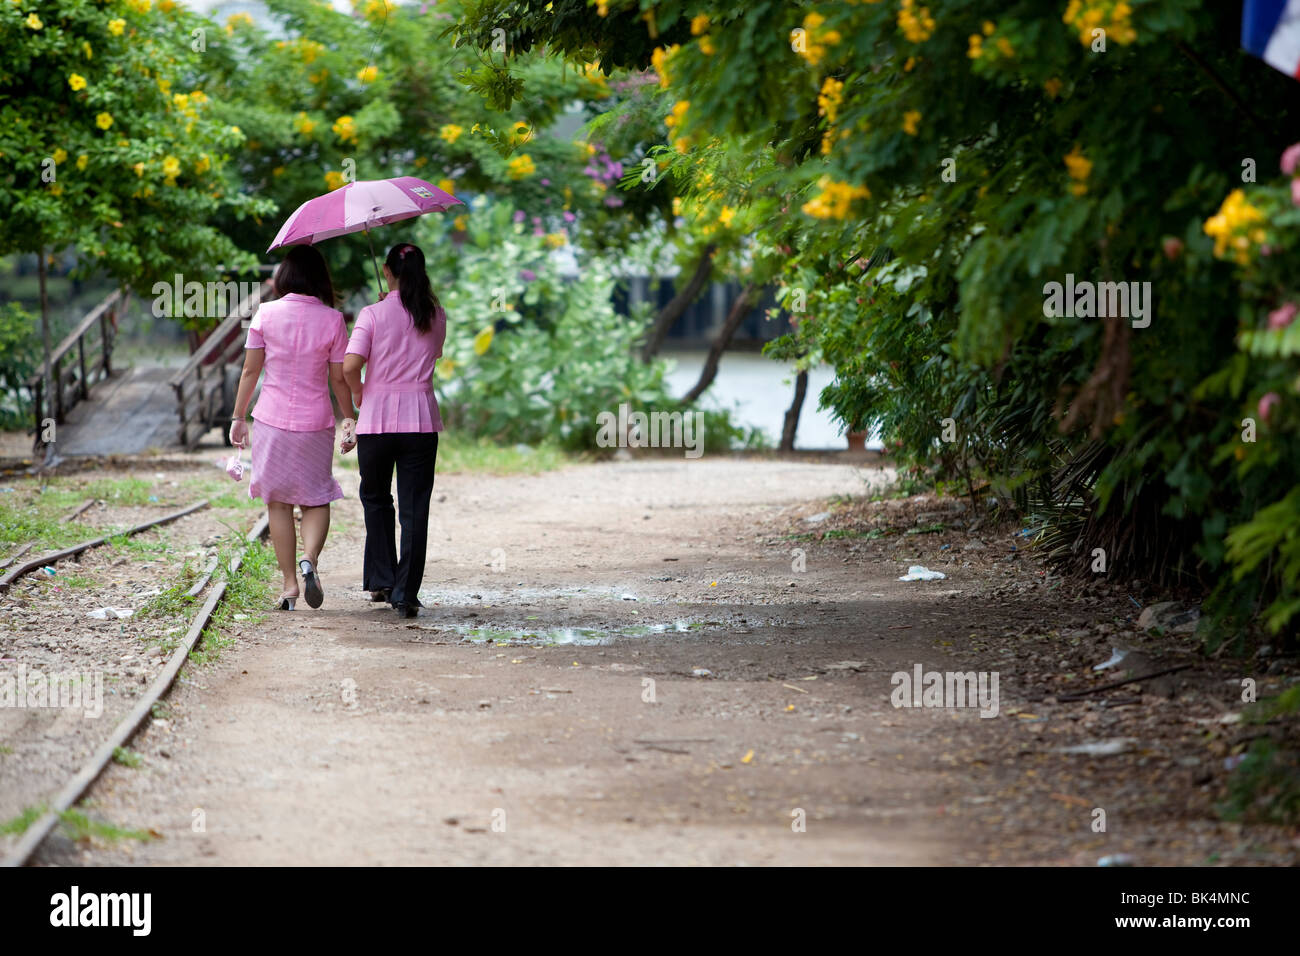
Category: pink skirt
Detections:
[{"x1": 248, "y1": 420, "x2": 343, "y2": 507}]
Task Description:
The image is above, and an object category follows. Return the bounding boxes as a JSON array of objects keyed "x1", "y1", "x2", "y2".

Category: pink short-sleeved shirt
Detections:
[
  {"x1": 346, "y1": 291, "x2": 446, "y2": 435},
  {"x1": 245, "y1": 292, "x2": 348, "y2": 432}
]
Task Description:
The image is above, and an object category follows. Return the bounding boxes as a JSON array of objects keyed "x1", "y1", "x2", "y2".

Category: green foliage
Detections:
[
  {"x1": 0, "y1": 0, "x2": 271, "y2": 292},
  {"x1": 0, "y1": 300, "x2": 39, "y2": 428}
]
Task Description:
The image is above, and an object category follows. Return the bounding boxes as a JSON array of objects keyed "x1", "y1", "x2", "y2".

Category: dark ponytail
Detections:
[{"x1": 385, "y1": 243, "x2": 440, "y2": 334}]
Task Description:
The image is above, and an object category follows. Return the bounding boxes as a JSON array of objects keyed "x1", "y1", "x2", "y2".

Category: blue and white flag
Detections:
[{"x1": 1244, "y1": 0, "x2": 1300, "y2": 79}]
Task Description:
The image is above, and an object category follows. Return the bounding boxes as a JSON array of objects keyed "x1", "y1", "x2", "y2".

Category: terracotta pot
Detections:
[{"x1": 846, "y1": 430, "x2": 867, "y2": 451}]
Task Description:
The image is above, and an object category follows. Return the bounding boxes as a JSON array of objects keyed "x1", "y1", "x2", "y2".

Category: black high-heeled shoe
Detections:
[
  {"x1": 395, "y1": 603, "x2": 419, "y2": 619},
  {"x1": 370, "y1": 588, "x2": 391, "y2": 603},
  {"x1": 299, "y1": 559, "x2": 324, "y2": 609}
]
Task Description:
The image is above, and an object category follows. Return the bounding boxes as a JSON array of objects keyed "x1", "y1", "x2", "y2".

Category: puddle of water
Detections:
[{"x1": 455, "y1": 619, "x2": 704, "y2": 646}]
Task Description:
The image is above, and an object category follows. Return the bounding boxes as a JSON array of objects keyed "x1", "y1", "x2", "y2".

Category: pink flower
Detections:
[
  {"x1": 1269, "y1": 302, "x2": 1298, "y2": 330},
  {"x1": 1291, "y1": 177, "x2": 1300, "y2": 207},
  {"x1": 1259, "y1": 391, "x2": 1281, "y2": 423},
  {"x1": 1282, "y1": 142, "x2": 1300, "y2": 176},
  {"x1": 1162, "y1": 237, "x2": 1183, "y2": 260}
]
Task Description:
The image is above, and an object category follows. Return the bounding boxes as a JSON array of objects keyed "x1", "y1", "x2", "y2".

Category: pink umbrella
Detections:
[{"x1": 267, "y1": 176, "x2": 464, "y2": 295}]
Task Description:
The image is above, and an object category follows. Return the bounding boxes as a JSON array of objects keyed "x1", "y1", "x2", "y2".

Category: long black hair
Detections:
[
  {"x1": 385, "y1": 242, "x2": 440, "y2": 334},
  {"x1": 274, "y1": 244, "x2": 336, "y2": 307}
]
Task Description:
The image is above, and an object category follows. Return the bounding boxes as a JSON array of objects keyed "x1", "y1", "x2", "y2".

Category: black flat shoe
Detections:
[
  {"x1": 395, "y1": 603, "x2": 419, "y2": 619},
  {"x1": 299, "y1": 559, "x2": 324, "y2": 609},
  {"x1": 370, "y1": 588, "x2": 391, "y2": 603}
]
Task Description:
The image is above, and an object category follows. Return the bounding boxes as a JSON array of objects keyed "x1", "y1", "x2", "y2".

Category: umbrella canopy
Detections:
[{"x1": 267, "y1": 177, "x2": 463, "y2": 252}]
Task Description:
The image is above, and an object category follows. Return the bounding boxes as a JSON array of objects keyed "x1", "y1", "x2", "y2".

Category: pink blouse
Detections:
[
  {"x1": 346, "y1": 291, "x2": 446, "y2": 435},
  {"x1": 245, "y1": 292, "x2": 348, "y2": 432}
]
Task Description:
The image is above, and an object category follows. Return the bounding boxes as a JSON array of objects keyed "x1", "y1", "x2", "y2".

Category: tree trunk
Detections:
[
  {"x1": 681, "y1": 283, "x2": 758, "y2": 404},
  {"x1": 642, "y1": 243, "x2": 716, "y2": 361},
  {"x1": 780, "y1": 369, "x2": 808, "y2": 452}
]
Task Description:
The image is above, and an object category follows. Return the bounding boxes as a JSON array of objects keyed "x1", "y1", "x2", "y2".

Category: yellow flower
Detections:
[
  {"x1": 357, "y1": 65, "x2": 378, "y2": 84},
  {"x1": 897, "y1": 0, "x2": 935, "y2": 44},
  {"x1": 795, "y1": 13, "x2": 841, "y2": 65},
  {"x1": 506, "y1": 154, "x2": 536, "y2": 179},
  {"x1": 332, "y1": 115, "x2": 358, "y2": 143},
  {"x1": 1203, "y1": 189, "x2": 1266, "y2": 259},
  {"x1": 1063, "y1": 144, "x2": 1092, "y2": 182},
  {"x1": 439, "y1": 123, "x2": 463, "y2": 144},
  {"x1": 162, "y1": 155, "x2": 180, "y2": 179},
  {"x1": 818, "y1": 77, "x2": 843, "y2": 123},
  {"x1": 190, "y1": 90, "x2": 207, "y2": 104},
  {"x1": 436, "y1": 358, "x2": 456, "y2": 378},
  {"x1": 75, "y1": 154, "x2": 88, "y2": 171},
  {"x1": 1064, "y1": 0, "x2": 1136, "y2": 47},
  {"x1": 95, "y1": 112, "x2": 114, "y2": 130},
  {"x1": 133, "y1": 162, "x2": 145, "y2": 177},
  {"x1": 802, "y1": 176, "x2": 870, "y2": 219},
  {"x1": 996, "y1": 37, "x2": 1014, "y2": 57},
  {"x1": 360, "y1": 0, "x2": 395, "y2": 24},
  {"x1": 194, "y1": 154, "x2": 211, "y2": 175},
  {"x1": 718, "y1": 206, "x2": 735, "y2": 227},
  {"x1": 545, "y1": 232, "x2": 567, "y2": 248},
  {"x1": 48, "y1": 183, "x2": 62, "y2": 196},
  {"x1": 982, "y1": 20, "x2": 996, "y2": 36},
  {"x1": 452, "y1": 215, "x2": 468, "y2": 231},
  {"x1": 902, "y1": 110, "x2": 921, "y2": 136},
  {"x1": 158, "y1": 0, "x2": 175, "y2": 11},
  {"x1": 225, "y1": 12, "x2": 253, "y2": 32},
  {"x1": 25, "y1": 12, "x2": 42, "y2": 29},
  {"x1": 665, "y1": 99, "x2": 690, "y2": 132},
  {"x1": 272, "y1": 166, "x2": 284, "y2": 177},
  {"x1": 438, "y1": 178, "x2": 455, "y2": 194},
  {"x1": 325, "y1": 170, "x2": 346, "y2": 190},
  {"x1": 173, "y1": 93, "x2": 190, "y2": 111},
  {"x1": 126, "y1": 0, "x2": 151, "y2": 12},
  {"x1": 68, "y1": 74, "x2": 88, "y2": 92},
  {"x1": 108, "y1": 18, "x2": 125, "y2": 36},
  {"x1": 82, "y1": 41, "x2": 93, "y2": 60},
  {"x1": 691, "y1": 14, "x2": 710, "y2": 35},
  {"x1": 967, "y1": 34, "x2": 983, "y2": 59},
  {"x1": 52, "y1": 148, "x2": 67, "y2": 164},
  {"x1": 650, "y1": 45, "x2": 680, "y2": 88},
  {"x1": 699, "y1": 35, "x2": 715, "y2": 55},
  {"x1": 294, "y1": 112, "x2": 317, "y2": 136},
  {"x1": 473, "y1": 326, "x2": 494, "y2": 356},
  {"x1": 1044, "y1": 77, "x2": 1063, "y2": 98}
]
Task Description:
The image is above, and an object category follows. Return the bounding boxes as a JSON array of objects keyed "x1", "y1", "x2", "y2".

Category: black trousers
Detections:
[{"x1": 356, "y1": 431, "x2": 439, "y2": 608}]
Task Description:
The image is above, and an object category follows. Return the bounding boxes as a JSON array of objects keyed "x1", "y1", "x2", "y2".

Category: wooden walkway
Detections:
[{"x1": 51, "y1": 366, "x2": 202, "y2": 457}]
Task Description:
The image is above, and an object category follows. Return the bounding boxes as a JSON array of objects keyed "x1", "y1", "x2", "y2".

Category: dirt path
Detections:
[{"x1": 41, "y1": 456, "x2": 1297, "y2": 866}]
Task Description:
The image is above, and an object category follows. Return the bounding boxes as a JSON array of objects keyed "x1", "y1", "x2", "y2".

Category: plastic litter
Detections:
[
  {"x1": 691, "y1": 668, "x2": 713, "y2": 678},
  {"x1": 88, "y1": 607, "x2": 135, "y2": 620},
  {"x1": 1097, "y1": 854, "x2": 1135, "y2": 867},
  {"x1": 1093, "y1": 647, "x2": 1130, "y2": 671},
  {"x1": 1056, "y1": 738, "x2": 1137, "y2": 756},
  {"x1": 899, "y1": 565, "x2": 946, "y2": 581},
  {"x1": 40, "y1": 566, "x2": 56, "y2": 576}
]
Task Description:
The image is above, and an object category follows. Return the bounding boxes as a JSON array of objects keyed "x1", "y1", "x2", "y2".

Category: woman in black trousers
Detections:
[{"x1": 342, "y1": 243, "x2": 447, "y2": 618}]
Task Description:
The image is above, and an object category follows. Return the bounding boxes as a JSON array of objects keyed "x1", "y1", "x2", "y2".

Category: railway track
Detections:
[
  {"x1": 0, "y1": 499, "x2": 211, "y2": 594},
  {"x1": 0, "y1": 511, "x2": 270, "y2": 867}
]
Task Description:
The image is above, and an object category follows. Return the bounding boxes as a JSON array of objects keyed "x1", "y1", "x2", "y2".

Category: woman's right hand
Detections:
[{"x1": 230, "y1": 418, "x2": 249, "y2": 448}]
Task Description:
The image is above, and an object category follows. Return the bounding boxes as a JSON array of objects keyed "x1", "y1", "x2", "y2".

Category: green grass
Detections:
[
  {"x1": 57, "y1": 809, "x2": 153, "y2": 844},
  {"x1": 436, "y1": 434, "x2": 571, "y2": 475},
  {"x1": 186, "y1": 536, "x2": 274, "y2": 667},
  {"x1": 111, "y1": 747, "x2": 142, "y2": 768},
  {"x1": 0, "y1": 806, "x2": 43, "y2": 835},
  {"x1": 134, "y1": 557, "x2": 201, "y2": 621}
]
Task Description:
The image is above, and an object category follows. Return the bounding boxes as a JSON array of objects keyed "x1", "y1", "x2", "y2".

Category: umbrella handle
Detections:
[{"x1": 365, "y1": 227, "x2": 384, "y2": 301}]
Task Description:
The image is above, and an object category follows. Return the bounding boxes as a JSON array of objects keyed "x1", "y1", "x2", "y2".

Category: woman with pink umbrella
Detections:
[
  {"x1": 343, "y1": 242, "x2": 446, "y2": 618},
  {"x1": 229, "y1": 245, "x2": 356, "y2": 610}
]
